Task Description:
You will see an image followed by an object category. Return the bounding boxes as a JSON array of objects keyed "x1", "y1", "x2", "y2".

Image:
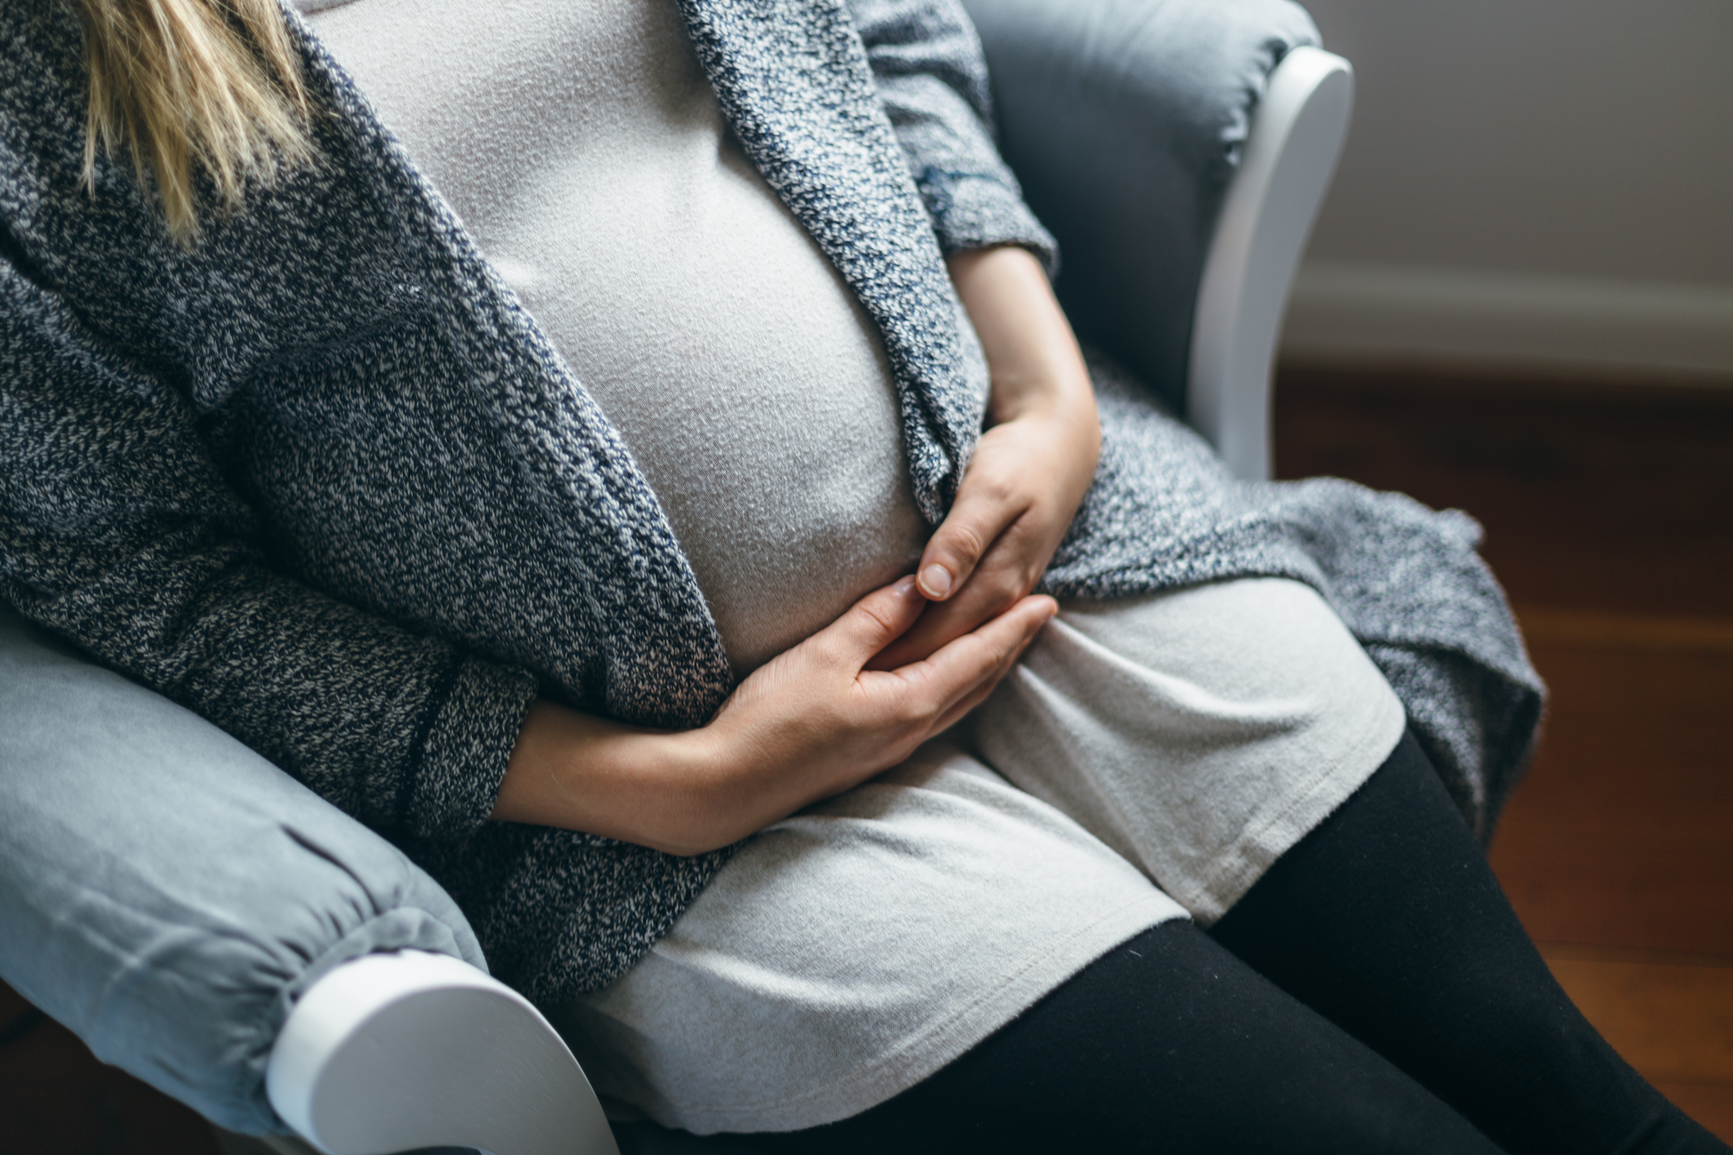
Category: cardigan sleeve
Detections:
[
  {"x1": 0, "y1": 252, "x2": 539, "y2": 843},
  {"x1": 848, "y1": 0, "x2": 1059, "y2": 272}
]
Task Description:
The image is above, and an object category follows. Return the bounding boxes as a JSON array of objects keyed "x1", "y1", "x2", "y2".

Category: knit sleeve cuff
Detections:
[
  {"x1": 402, "y1": 656, "x2": 540, "y2": 841},
  {"x1": 918, "y1": 169, "x2": 1059, "y2": 276}
]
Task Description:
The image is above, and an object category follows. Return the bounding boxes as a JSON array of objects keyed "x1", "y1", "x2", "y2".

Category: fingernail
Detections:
[
  {"x1": 893, "y1": 575, "x2": 918, "y2": 596},
  {"x1": 919, "y1": 565, "x2": 952, "y2": 599}
]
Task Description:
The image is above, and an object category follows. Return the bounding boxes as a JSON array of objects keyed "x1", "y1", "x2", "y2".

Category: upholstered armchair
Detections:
[{"x1": 0, "y1": 0, "x2": 1350, "y2": 1151}]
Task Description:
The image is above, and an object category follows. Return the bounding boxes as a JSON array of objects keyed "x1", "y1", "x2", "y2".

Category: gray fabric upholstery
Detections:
[
  {"x1": 962, "y1": 0, "x2": 1321, "y2": 415},
  {"x1": 0, "y1": 604, "x2": 485, "y2": 1134}
]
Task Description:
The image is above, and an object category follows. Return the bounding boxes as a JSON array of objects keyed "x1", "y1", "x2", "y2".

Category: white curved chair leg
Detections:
[
  {"x1": 266, "y1": 951, "x2": 619, "y2": 1155},
  {"x1": 1187, "y1": 45, "x2": 1354, "y2": 481}
]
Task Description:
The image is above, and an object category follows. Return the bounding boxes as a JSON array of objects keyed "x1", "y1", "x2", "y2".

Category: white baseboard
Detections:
[{"x1": 1279, "y1": 262, "x2": 1733, "y2": 382}]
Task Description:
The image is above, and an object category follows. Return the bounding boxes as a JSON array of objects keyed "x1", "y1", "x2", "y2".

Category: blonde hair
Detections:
[{"x1": 74, "y1": 0, "x2": 313, "y2": 241}]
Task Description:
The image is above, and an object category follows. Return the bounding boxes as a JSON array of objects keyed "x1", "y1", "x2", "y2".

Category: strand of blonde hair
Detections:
[{"x1": 74, "y1": 0, "x2": 313, "y2": 242}]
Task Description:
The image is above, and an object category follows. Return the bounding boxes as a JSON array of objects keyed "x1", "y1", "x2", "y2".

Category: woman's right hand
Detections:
[{"x1": 491, "y1": 576, "x2": 1056, "y2": 856}]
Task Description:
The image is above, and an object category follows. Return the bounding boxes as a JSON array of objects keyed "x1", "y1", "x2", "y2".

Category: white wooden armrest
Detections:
[
  {"x1": 265, "y1": 951, "x2": 618, "y2": 1155},
  {"x1": 1188, "y1": 46, "x2": 1354, "y2": 481}
]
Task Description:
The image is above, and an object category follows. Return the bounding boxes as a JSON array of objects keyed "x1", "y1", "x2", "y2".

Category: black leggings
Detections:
[{"x1": 711, "y1": 733, "x2": 1725, "y2": 1155}]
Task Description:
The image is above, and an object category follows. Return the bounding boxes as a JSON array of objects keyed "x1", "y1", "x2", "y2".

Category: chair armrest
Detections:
[
  {"x1": 0, "y1": 605, "x2": 484, "y2": 1135},
  {"x1": 268, "y1": 950, "x2": 618, "y2": 1155},
  {"x1": 961, "y1": 0, "x2": 1322, "y2": 418},
  {"x1": 1188, "y1": 45, "x2": 1352, "y2": 480}
]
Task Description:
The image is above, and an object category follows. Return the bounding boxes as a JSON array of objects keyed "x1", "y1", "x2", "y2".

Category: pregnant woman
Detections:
[{"x1": 1, "y1": 0, "x2": 1722, "y2": 1149}]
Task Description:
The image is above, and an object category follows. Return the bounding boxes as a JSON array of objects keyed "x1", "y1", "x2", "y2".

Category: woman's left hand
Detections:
[{"x1": 870, "y1": 245, "x2": 1100, "y2": 671}]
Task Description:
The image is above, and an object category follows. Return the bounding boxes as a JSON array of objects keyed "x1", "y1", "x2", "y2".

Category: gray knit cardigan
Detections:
[{"x1": 0, "y1": 0, "x2": 1541, "y2": 1004}]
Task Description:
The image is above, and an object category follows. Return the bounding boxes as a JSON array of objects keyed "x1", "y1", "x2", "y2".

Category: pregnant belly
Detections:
[{"x1": 494, "y1": 140, "x2": 932, "y2": 676}]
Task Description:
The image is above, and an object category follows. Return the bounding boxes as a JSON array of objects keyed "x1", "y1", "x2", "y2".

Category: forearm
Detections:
[
  {"x1": 490, "y1": 700, "x2": 724, "y2": 857},
  {"x1": 491, "y1": 692, "x2": 906, "y2": 860},
  {"x1": 945, "y1": 245, "x2": 1098, "y2": 438}
]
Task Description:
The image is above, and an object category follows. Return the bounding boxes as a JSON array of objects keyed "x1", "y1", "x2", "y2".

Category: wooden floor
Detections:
[
  {"x1": 3, "y1": 363, "x2": 1731, "y2": 1151},
  {"x1": 1277, "y1": 365, "x2": 1733, "y2": 1142}
]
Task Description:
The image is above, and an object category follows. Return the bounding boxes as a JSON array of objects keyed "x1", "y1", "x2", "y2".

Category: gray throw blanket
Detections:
[{"x1": 0, "y1": 0, "x2": 1540, "y2": 1004}]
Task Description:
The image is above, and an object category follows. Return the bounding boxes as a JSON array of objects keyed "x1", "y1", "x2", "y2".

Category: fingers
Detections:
[
  {"x1": 929, "y1": 669, "x2": 1004, "y2": 736},
  {"x1": 868, "y1": 528, "x2": 1042, "y2": 672},
  {"x1": 915, "y1": 469, "x2": 1027, "y2": 601},
  {"x1": 928, "y1": 618, "x2": 1036, "y2": 734},
  {"x1": 812, "y1": 575, "x2": 927, "y2": 669},
  {"x1": 898, "y1": 594, "x2": 1054, "y2": 720}
]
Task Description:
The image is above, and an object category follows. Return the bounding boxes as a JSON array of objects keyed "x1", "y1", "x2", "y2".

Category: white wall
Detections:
[{"x1": 1282, "y1": 0, "x2": 1733, "y2": 377}]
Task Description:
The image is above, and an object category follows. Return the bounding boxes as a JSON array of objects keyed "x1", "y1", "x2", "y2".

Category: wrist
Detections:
[
  {"x1": 652, "y1": 723, "x2": 741, "y2": 856},
  {"x1": 988, "y1": 365, "x2": 1096, "y2": 429},
  {"x1": 492, "y1": 700, "x2": 735, "y2": 857}
]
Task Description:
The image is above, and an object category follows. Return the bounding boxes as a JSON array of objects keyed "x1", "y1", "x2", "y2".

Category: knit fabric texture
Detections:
[{"x1": 0, "y1": 0, "x2": 1541, "y2": 1004}]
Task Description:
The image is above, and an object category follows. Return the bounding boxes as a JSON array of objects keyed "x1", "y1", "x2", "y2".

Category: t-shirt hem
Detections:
[
  {"x1": 671, "y1": 894, "x2": 1183, "y2": 1134},
  {"x1": 1177, "y1": 688, "x2": 1409, "y2": 925}
]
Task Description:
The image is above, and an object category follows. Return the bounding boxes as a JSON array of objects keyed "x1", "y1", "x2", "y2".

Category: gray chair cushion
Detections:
[
  {"x1": 0, "y1": 604, "x2": 485, "y2": 1134},
  {"x1": 963, "y1": 0, "x2": 1319, "y2": 415}
]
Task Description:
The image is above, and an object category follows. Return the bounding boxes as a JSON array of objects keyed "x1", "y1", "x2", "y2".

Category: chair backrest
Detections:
[{"x1": 962, "y1": 0, "x2": 1349, "y2": 476}]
